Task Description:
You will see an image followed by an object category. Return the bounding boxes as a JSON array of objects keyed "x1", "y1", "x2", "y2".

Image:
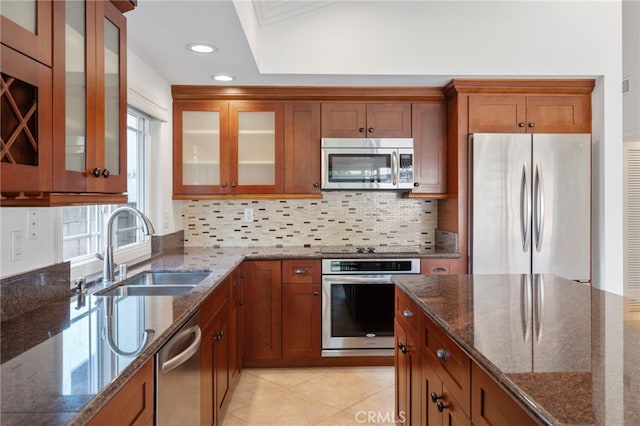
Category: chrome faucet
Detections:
[{"x1": 103, "y1": 206, "x2": 155, "y2": 283}]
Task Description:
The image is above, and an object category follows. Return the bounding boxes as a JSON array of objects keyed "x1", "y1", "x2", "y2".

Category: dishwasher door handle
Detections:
[{"x1": 161, "y1": 325, "x2": 202, "y2": 374}]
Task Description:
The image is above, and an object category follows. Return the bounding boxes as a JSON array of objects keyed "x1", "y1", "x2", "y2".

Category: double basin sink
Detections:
[{"x1": 97, "y1": 271, "x2": 210, "y2": 297}]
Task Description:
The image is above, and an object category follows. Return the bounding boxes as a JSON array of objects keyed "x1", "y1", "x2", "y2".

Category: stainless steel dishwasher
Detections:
[{"x1": 156, "y1": 311, "x2": 201, "y2": 425}]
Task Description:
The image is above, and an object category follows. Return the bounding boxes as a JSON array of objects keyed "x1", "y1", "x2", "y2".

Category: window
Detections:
[{"x1": 62, "y1": 109, "x2": 150, "y2": 272}]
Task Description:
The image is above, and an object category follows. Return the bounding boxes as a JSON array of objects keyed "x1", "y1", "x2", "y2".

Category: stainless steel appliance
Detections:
[
  {"x1": 156, "y1": 311, "x2": 201, "y2": 425},
  {"x1": 468, "y1": 133, "x2": 591, "y2": 282},
  {"x1": 321, "y1": 258, "x2": 420, "y2": 356},
  {"x1": 321, "y1": 138, "x2": 414, "y2": 189}
]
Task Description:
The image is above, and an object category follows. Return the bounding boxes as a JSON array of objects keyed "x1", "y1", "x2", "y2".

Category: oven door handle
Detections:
[{"x1": 322, "y1": 276, "x2": 392, "y2": 284}]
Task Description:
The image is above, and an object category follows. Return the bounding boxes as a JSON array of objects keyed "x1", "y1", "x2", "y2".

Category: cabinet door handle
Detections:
[
  {"x1": 368, "y1": 127, "x2": 374, "y2": 133},
  {"x1": 402, "y1": 308, "x2": 413, "y2": 318},
  {"x1": 436, "y1": 348, "x2": 449, "y2": 362},
  {"x1": 433, "y1": 267, "x2": 447, "y2": 273},
  {"x1": 436, "y1": 400, "x2": 446, "y2": 412},
  {"x1": 240, "y1": 273, "x2": 245, "y2": 279},
  {"x1": 518, "y1": 122, "x2": 526, "y2": 128},
  {"x1": 90, "y1": 168, "x2": 102, "y2": 178},
  {"x1": 528, "y1": 122, "x2": 536, "y2": 128},
  {"x1": 358, "y1": 127, "x2": 366, "y2": 133},
  {"x1": 101, "y1": 169, "x2": 110, "y2": 178},
  {"x1": 294, "y1": 268, "x2": 308, "y2": 275},
  {"x1": 413, "y1": 182, "x2": 420, "y2": 187},
  {"x1": 238, "y1": 300, "x2": 244, "y2": 306},
  {"x1": 232, "y1": 279, "x2": 238, "y2": 287},
  {"x1": 397, "y1": 342, "x2": 408, "y2": 354},
  {"x1": 231, "y1": 182, "x2": 237, "y2": 188},
  {"x1": 313, "y1": 182, "x2": 319, "y2": 188},
  {"x1": 313, "y1": 290, "x2": 319, "y2": 296},
  {"x1": 221, "y1": 182, "x2": 228, "y2": 188},
  {"x1": 430, "y1": 392, "x2": 442, "y2": 403}
]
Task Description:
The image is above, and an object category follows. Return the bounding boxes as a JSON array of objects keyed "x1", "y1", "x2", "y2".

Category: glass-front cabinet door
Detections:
[
  {"x1": 229, "y1": 102, "x2": 283, "y2": 193},
  {"x1": 173, "y1": 101, "x2": 283, "y2": 196},
  {"x1": 53, "y1": 0, "x2": 127, "y2": 194},
  {"x1": 173, "y1": 101, "x2": 229, "y2": 195},
  {"x1": 0, "y1": 0, "x2": 52, "y2": 66}
]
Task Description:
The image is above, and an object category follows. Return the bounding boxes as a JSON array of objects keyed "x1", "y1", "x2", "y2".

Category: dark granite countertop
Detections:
[
  {"x1": 393, "y1": 274, "x2": 640, "y2": 426},
  {"x1": 0, "y1": 245, "x2": 458, "y2": 425}
]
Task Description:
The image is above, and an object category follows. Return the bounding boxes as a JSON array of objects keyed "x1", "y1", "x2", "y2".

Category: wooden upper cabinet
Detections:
[
  {"x1": 230, "y1": 101, "x2": 284, "y2": 194},
  {"x1": 412, "y1": 102, "x2": 447, "y2": 194},
  {"x1": 51, "y1": 0, "x2": 128, "y2": 194},
  {"x1": 321, "y1": 102, "x2": 412, "y2": 138},
  {"x1": 284, "y1": 102, "x2": 321, "y2": 194},
  {"x1": 525, "y1": 95, "x2": 591, "y2": 133},
  {"x1": 173, "y1": 101, "x2": 284, "y2": 196},
  {"x1": 0, "y1": 44, "x2": 53, "y2": 193},
  {"x1": 469, "y1": 94, "x2": 591, "y2": 134},
  {"x1": 0, "y1": 0, "x2": 53, "y2": 66}
]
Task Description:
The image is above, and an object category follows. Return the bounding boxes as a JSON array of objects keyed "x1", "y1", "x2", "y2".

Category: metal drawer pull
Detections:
[
  {"x1": 313, "y1": 290, "x2": 319, "y2": 296},
  {"x1": 402, "y1": 308, "x2": 413, "y2": 318},
  {"x1": 433, "y1": 267, "x2": 447, "y2": 273},
  {"x1": 431, "y1": 392, "x2": 442, "y2": 403},
  {"x1": 436, "y1": 348, "x2": 449, "y2": 362},
  {"x1": 436, "y1": 401, "x2": 447, "y2": 412},
  {"x1": 397, "y1": 343, "x2": 408, "y2": 354},
  {"x1": 294, "y1": 268, "x2": 308, "y2": 275}
]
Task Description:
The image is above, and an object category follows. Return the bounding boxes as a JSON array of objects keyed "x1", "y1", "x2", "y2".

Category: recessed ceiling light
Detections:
[
  {"x1": 186, "y1": 43, "x2": 217, "y2": 54},
  {"x1": 212, "y1": 74, "x2": 235, "y2": 82}
]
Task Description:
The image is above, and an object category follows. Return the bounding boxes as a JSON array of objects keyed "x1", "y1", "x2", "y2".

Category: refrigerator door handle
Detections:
[
  {"x1": 520, "y1": 162, "x2": 531, "y2": 252},
  {"x1": 533, "y1": 274, "x2": 544, "y2": 343},
  {"x1": 534, "y1": 163, "x2": 546, "y2": 252},
  {"x1": 520, "y1": 274, "x2": 532, "y2": 343}
]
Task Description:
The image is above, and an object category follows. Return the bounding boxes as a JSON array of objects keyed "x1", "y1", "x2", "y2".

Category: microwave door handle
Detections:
[{"x1": 391, "y1": 151, "x2": 398, "y2": 186}]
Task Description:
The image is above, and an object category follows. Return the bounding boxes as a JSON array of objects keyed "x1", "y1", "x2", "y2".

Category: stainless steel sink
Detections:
[
  {"x1": 96, "y1": 271, "x2": 210, "y2": 297},
  {"x1": 123, "y1": 271, "x2": 210, "y2": 286}
]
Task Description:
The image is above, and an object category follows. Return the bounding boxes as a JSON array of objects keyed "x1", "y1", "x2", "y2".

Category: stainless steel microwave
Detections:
[{"x1": 321, "y1": 138, "x2": 414, "y2": 190}]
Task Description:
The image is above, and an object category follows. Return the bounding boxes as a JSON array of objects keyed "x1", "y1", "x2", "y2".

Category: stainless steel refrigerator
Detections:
[{"x1": 469, "y1": 133, "x2": 591, "y2": 282}]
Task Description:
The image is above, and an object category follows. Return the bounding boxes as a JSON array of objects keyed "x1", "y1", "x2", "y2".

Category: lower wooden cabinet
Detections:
[
  {"x1": 423, "y1": 352, "x2": 471, "y2": 426},
  {"x1": 201, "y1": 277, "x2": 231, "y2": 426},
  {"x1": 243, "y1": 260, "x2": 282, "y2": 361},
  {"x1": 282, "y1": 260, "x2": 321, "y2": 359},
  {"x1": 282, "y1": 282, "x2": 321, "y2": 359},
  {"x1": 395, "y1": 288, "x2": 422, "y2": 425},
  {"x1": 471, "y1": 363, "x2": 539, "y2": 426},
  {"x1": 421, "y1": 258, "x2": 465, "y2": 275},
  {"x1": 395, "y1": 318, "x2": 421, "y2": 425},
  {"x1": 229, "y1": 266, "x2": 244, "y2": 386},
  {"x1": 87, "y1": 359, "x2": 154, "y2": 426}
]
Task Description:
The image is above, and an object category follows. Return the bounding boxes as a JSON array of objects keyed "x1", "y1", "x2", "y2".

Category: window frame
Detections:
[{"x1": 61, "y1": 108, "x2": 152, "y2": 282}]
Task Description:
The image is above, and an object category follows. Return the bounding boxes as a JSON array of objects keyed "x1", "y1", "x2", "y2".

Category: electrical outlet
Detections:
[
  {"x1": 27, "y1": 209, "x2": 39, "y2": 240},
  {"x1": 243, "y1": 208, "x2": 254, "y2": 222},
  {"x1": 11, "y1": 230, "x2": 23, "y2": 261}
]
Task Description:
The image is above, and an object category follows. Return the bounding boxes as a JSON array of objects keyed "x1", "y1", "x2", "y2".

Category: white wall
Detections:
[
  {"x1": 127, "y1": 49, "x2": 180, "y2": 237},
  {"x1": 236, "y1": 0, "x2": 625, "y2": 293},
  {"x1": 0, "y1": 208, "x2": 58, "y2": 277},
  {"x1": 623, "y1": 0, "x2": 640, "y2": 140}
]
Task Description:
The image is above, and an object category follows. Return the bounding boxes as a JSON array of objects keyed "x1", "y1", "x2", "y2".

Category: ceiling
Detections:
[{"x1": 126, "y1": 0, "x2": 452, "y2": 87}]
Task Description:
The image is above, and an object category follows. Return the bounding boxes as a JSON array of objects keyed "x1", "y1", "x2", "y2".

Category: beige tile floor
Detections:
[{"x1": 221, "y1": 367, "x2": 397, "y2": 426}]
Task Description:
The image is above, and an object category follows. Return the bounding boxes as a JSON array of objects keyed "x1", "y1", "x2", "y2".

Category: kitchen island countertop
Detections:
[
  {"x1": 393, "y1": 274, "x2": 640, "y2": 425},
  {"x1": 0, "y1": 245, "x2": 458, "y2": 425}
]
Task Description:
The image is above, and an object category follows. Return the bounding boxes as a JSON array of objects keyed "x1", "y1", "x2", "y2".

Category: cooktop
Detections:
[{"x1": 319, "y1": 245, "x2": 421, "y2": 255}]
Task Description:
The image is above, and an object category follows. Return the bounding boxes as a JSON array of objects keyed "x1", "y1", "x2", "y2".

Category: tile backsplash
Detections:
[{"x1": 182, "y1": 192, "x2": 437, "y2": 248}]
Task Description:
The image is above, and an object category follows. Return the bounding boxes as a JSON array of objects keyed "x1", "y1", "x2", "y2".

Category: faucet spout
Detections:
[{"x1": 103, "y1": 206, "x2": 155, "y2": 283}]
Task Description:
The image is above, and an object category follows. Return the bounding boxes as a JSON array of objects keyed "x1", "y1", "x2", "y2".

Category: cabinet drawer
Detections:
[
  {"x1": 282, "y1": 260, "x2": 320, "y2": 283},
  {"x1": 395, "y1": 288, "x2": 421, "y2": 335},
  {"x1": 423, "y1": 314, "x2": 471, "y2": 416},
  {"x1": 421, "y1": 258, "x2": 465, "y2": 275}
]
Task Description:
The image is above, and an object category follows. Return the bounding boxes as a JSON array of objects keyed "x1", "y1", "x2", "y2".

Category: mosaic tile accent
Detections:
[{"x1": 181, "y1": 192, "x2": 437, "y2": 248}]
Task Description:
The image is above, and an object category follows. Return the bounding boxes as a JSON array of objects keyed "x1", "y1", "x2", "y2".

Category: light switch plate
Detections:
[{"x1": 11, "y1": 230, "x2": 23, "y2": 261}]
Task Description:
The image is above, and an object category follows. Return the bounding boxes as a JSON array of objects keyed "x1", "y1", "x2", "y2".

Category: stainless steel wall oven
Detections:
[{"x1": 321, "y1": 258, "x2": 420, "y2": 356}]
